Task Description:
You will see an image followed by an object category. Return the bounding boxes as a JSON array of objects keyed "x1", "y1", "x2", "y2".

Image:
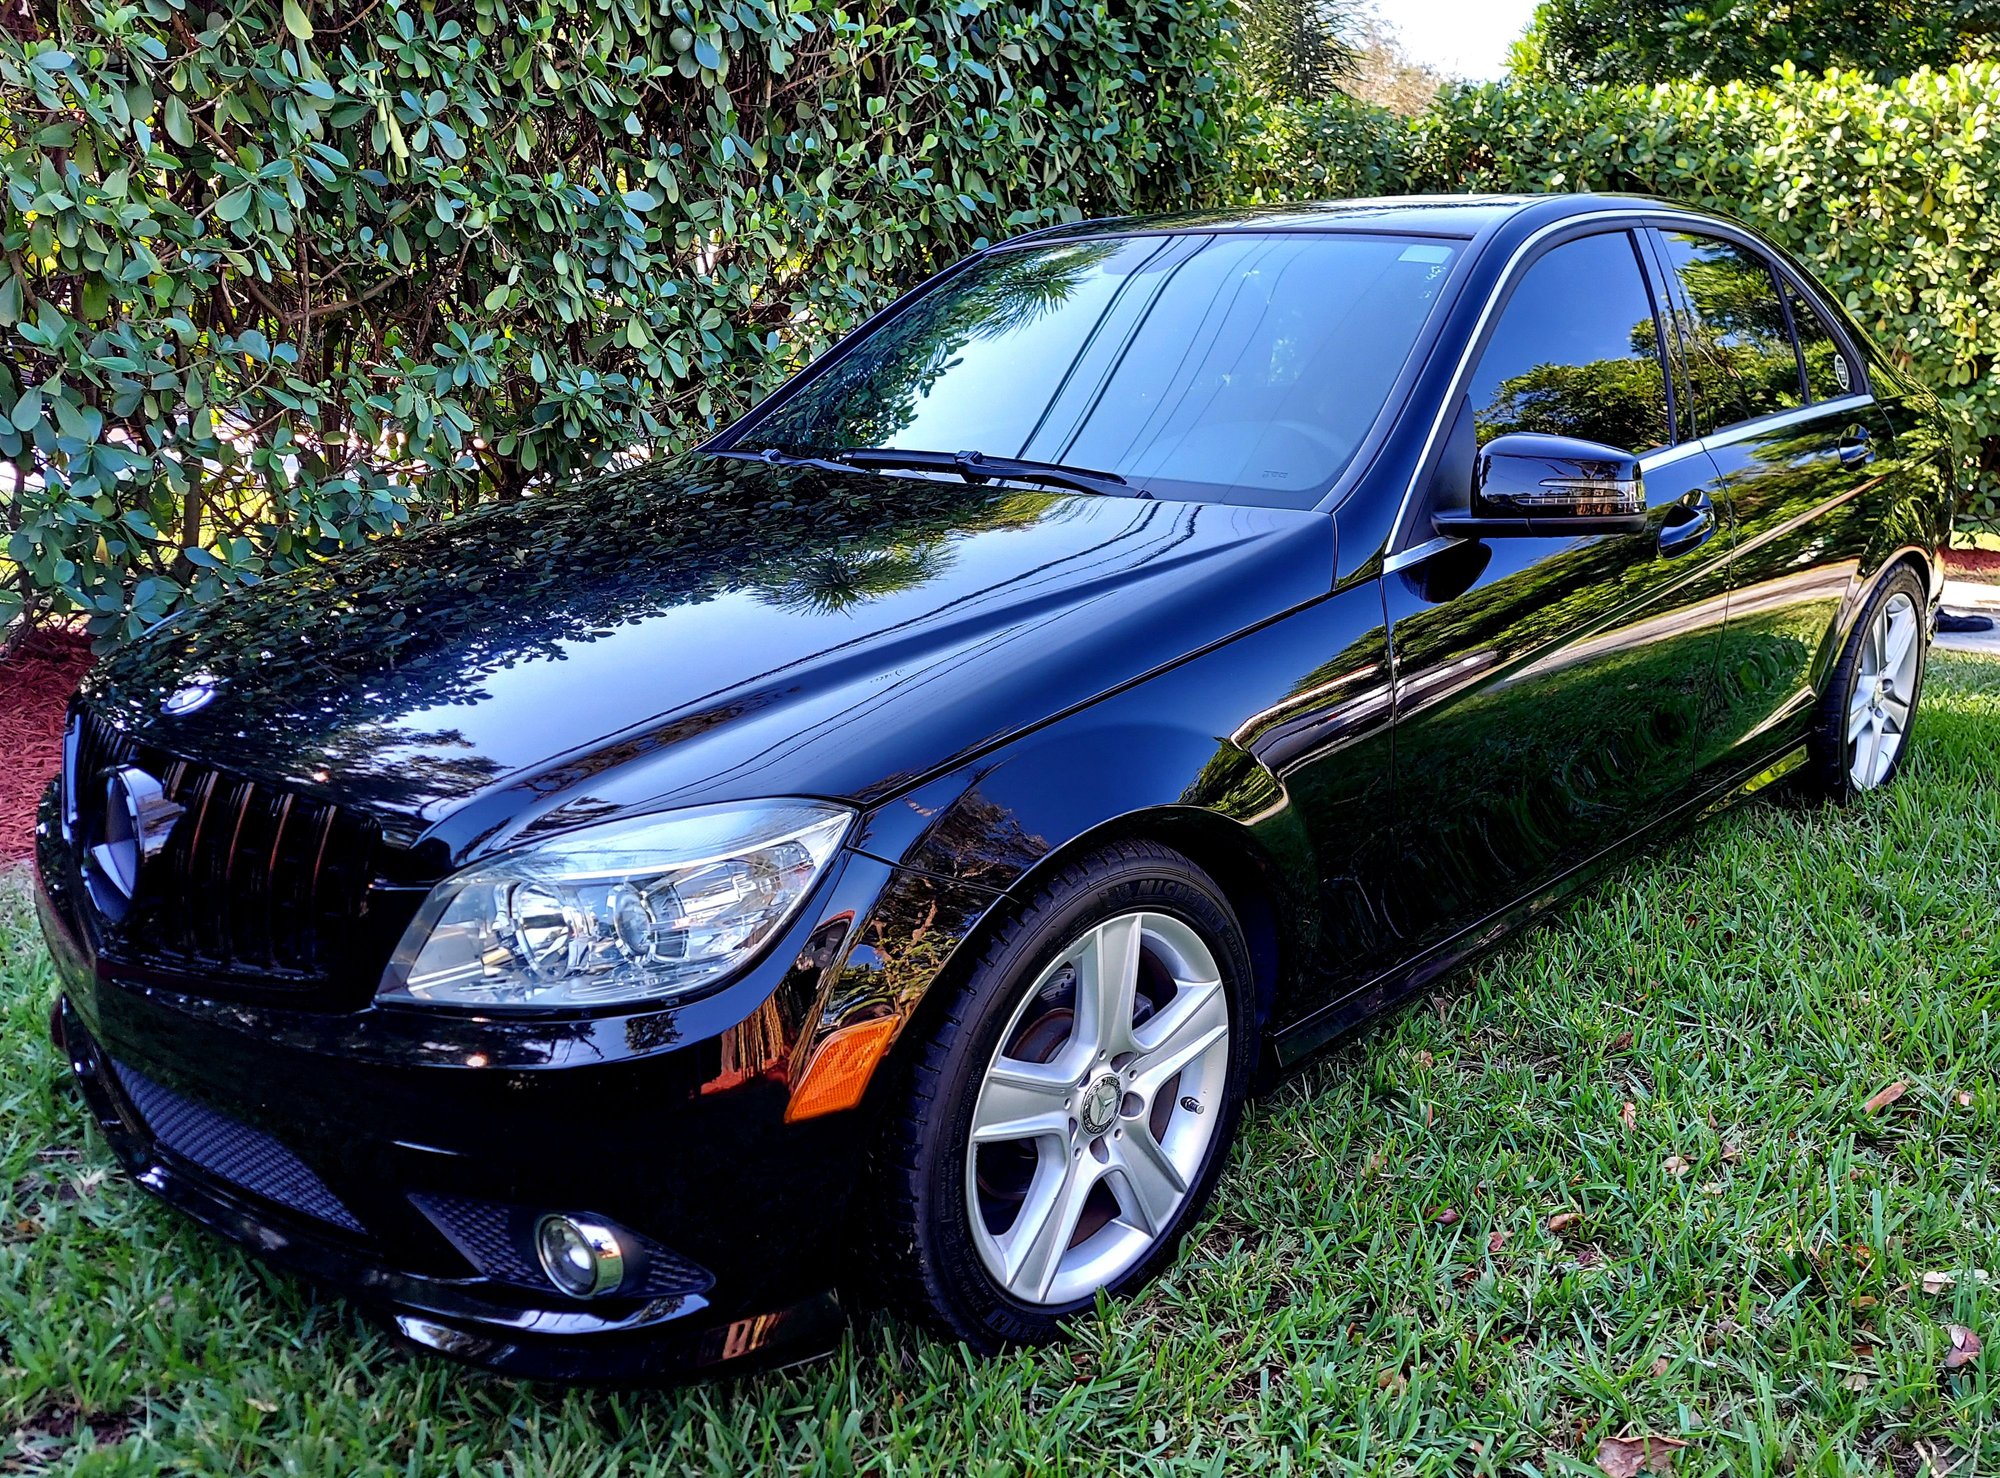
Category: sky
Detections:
[{"x1": 1376, "y1": 0, "x2": 1542, "y2": 81}]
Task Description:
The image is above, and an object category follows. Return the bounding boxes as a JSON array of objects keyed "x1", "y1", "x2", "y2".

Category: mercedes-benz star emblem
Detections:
[
  {"x1": 161, "y1": 674, "x2": 221, "y2": 717},
  {"x1": 90, "y1": 766, "x2": 184, "y2": 901},
  {"x1": 1080, "y1": 1075, "x2": 1121, "y2": 1138}
]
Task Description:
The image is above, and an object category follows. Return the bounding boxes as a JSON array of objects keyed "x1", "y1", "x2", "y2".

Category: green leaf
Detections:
[
  {"x1": 213, "y1": 187, "x2": 253, "y2": 223},
  {"x1": 282, "y1": 0, "x2": 313, "y2": 40},
  {"x1": 163, "y1": 96, "x2": 194, "y2": 149},
  {"x1": 9, "y1": 387, "x2": 41, "y2": 432}
]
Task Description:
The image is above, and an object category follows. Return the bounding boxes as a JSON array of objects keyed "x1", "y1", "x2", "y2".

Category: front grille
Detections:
[
  {"x1": 112, "y1": 1059, "x2": 365, "y2": 1233},
  {"x1": 67, "y1": 704, "x2": 377, "y2": 986}
]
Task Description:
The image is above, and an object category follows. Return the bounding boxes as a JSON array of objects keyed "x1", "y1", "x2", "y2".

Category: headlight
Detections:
[{"x1": 378, "y1": 800, "x2": 852, "y2": 1010}]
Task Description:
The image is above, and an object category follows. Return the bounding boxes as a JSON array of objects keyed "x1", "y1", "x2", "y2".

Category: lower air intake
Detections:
[{"x1": 112, "y1": 1060, "x2": 364, "y2": 1234}]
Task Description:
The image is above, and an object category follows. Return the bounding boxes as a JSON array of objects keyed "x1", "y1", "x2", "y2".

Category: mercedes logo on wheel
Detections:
[{"x1": 1079, "y1": 1075, "x2": 1121, "y2": 1138}]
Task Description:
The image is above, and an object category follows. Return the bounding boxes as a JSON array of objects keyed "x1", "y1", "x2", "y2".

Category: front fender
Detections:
[{"x1": 846, "y1": 578, "x2": 1398, "y2": 1040}]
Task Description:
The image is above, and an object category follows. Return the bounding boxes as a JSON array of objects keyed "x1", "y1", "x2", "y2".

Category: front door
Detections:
[{"x1": 1381, "y1": 227, "x2": 1735, "y2": 957}]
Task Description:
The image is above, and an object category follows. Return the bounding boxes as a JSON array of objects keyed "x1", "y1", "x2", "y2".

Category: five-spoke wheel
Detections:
[
  {"x1": 869, "y1": 842, "x2": 1252, "y2": 1350},
  {"x1": 1846, "y1": 589, "x2": 1921, "y2": 790},
  {"x1": 966, "y1": 911, "x2": 1230, "y2": 1306},
  {"x1": 1808, "y1": 562, "x2": 1929, "y2": 801}
]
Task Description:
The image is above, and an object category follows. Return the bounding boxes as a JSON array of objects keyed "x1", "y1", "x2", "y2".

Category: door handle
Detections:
[
  {"x1": 1657, "y1": 493, "x2": 1716, "y2": 559},
  {"x1": 1836, "y1": 425, "x2": 1873, "y2": 466}
]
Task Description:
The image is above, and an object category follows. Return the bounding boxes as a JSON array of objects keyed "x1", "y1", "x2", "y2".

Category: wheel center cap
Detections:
[{"x1": 1079, "y1": 1075, "x2": 1120, "y2": 1137}]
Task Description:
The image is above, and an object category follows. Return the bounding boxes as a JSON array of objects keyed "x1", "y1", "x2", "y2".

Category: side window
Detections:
[
  {"x1": 1466, "y1": 231, "x2": 1671, "y2": 454},
  {"x1": 1786, "y1": 285, "x2": 1857, "y2": 402},
  {"x1": 1656, "y1": 232, "x2": 1804, "y2": 432}
]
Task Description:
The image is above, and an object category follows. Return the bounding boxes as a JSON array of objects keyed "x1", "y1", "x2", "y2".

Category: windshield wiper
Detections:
[
  {"x1": 712, "y1": 444, "x2": 1141, "y2": 499},
  {"x1": 837, "y1": 447, "x2": 1141, "y2": 499},
  {"x1": 709, "y1": 446, "x2": 860, "y2": 477}
]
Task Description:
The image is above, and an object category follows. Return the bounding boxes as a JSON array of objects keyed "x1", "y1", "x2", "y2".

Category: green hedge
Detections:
[
  {"x1": 1401, "y1": 63, "x2": 2000, "y2": 525},
  {"x1": 1229, "y1": 94, "x2": 1412, "y2": 205},
  {"x1": 8, "y1": 14, "x2": 1995, "y2": 649},
  {"x1": 0, "y1": 0, "x2": 1237, "y2": 643}
]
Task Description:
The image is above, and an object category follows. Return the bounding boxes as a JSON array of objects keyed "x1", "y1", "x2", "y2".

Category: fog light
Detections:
[{"x1": 535, "y1": 1215, "x2": 626, "y2": 1298}]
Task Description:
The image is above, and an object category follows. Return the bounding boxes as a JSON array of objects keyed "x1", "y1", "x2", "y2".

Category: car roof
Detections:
[{"x1": 1001, "y1": 193, "x2": 1680, "y2": 247}]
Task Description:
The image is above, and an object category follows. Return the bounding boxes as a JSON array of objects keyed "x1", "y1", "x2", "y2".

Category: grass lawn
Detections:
[{"x1": 4, "y1": 654, "x2": 1997, "y2": 1477}]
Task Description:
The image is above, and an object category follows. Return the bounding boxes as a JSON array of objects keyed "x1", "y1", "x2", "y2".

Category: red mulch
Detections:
[
  {"x1": 1945, "y1": 546, "x2": 2000, "y2": 577},
  {"x1": 0, "y1": 631, "x2": 93, "y2": 865}
]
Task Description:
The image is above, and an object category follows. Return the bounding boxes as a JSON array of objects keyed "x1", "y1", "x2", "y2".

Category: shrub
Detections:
[
  {"x1": 0, "y1": 0, "x2": 1239, "y2": 645},
  {"x1": 1404, "y1": 63, "x2": 2000, "y2": 524},
  {"x1": 1229, "y1": 93, "x2": 1409, "y2": 204}
]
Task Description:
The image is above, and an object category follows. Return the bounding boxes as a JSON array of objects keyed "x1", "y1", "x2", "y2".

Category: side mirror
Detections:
[{"x1": 1433, "y1": 432, "x2": 1646, "y2": 538}]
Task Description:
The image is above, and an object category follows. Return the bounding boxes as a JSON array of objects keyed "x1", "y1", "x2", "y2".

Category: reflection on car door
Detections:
[
  {"x1": 1648, "y1": 228, "x2": 1889, "y2": 776},
  {"x1": 1382, "y1": 228, "x2": 1734, "y2": 958}
]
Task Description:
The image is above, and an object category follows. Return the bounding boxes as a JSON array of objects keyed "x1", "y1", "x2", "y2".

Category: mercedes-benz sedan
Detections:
[{"x1": 37, "y1": 194, "x2": 1957, "y2": 1378}]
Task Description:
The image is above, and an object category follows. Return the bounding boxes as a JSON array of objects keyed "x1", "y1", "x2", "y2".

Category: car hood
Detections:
[{"x1": 84, "y1": 457, "x2": 1333, "y2": 859}]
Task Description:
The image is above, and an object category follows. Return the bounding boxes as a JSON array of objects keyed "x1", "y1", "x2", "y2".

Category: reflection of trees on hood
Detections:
[
  {"x1": 749, "y1": 242, "x2": 1125, "y2": 452},
  {"x1": 85, "y1": 456, "x2": 1053, "y2": 774},
  {"x1": 758, "y1": 542, "x2": 957, "y2": 616}
]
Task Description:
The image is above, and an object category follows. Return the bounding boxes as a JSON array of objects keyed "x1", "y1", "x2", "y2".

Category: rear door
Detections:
[
  {"x1": 1646, "y1": 227, "x2": 1885, "y2": 779},
  {"x1": 1381, "y1": 226, "x2": 1734, "y2": 956}
]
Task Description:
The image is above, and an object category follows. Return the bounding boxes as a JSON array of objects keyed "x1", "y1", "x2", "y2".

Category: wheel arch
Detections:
[
  {"x1": 1828, "y1": 542, "x2": 1939, "y2": 688},
  {"x1": 863, "y1": 722, "x2": 1324, "y2": 1092}
]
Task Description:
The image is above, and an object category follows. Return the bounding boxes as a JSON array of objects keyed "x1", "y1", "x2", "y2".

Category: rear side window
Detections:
[
  {"x1": 1655, "y1": 232, "x2": 1804, "y2": 432},
  {"x1": 1786, "y1": 285, "x2": 1857, "y2": 402},
  {"x1": 1465, "y1": 230, "x2": 1671, "y2": 454}
]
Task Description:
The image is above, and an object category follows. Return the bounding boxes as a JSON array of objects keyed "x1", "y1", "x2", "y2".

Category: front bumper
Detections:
[
  {"x1": 34, "y1": 789, "x2": 998, "y2": 1381},
  {"x1": 50, "y1": 993, "x2": 843, "y2": 1379}
]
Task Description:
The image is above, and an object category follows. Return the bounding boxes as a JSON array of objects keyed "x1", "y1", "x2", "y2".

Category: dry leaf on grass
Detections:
[
  {"x1": 1620, "y1": 1101, "x2": 1638, "y2": 1132},
  {"x1": 1921, "y1": 1270, "x2": 1993, "y2": 1295},
  {"x1": 1663, "y1": 1154, "x2": 1690, "y2": 1177},
  {"x1": 1431, "y1": 1206, "x2": 1460, "y2": 1225},
  {"x1": 1488, "y1": 1228, "x2": 1508, "y2": 1254},
  {"x1": 1863, "y1": 1080, "x2": 1908, "y2": 1114},
  {"x1": 1596, "y1": 1432, "x2": 1688, "y2": 1476},
  {"x1": 1944, "y1": 1325, "x2": 1982, "y2": 1370},
  {"x1": 1840, "y1": 1370, "x2": 1871, "y2": 1391},
  {"x1": 1608, "y1": 1030, "x2": 1633, "y2": 1053},
  {"x1": 1548, "y1": 1211, "x2": 1580, "y2": 1233}
]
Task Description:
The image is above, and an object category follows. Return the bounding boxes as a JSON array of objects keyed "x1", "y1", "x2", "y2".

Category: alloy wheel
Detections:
[
  {"x1": 964, "y1": 910, "x2": 1231, "y2": 1307},
  {"x1": 1847, "y1": 591, "x2": 1921, "y2": 790}
]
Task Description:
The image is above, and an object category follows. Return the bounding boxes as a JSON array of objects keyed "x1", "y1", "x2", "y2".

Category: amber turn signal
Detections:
[{"x1": 784, "y1": 1016, "x2": 900, "y2": 1122}]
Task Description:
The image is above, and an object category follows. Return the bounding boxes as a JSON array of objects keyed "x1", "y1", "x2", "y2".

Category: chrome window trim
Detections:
[
  {"x1": 1636, "y1": 392, "x2": 1875, "y2": 474},
  {"x1": 1695, "y1": 393, "x2": 1874, "y2": 456},
  {"x1": 1635, "y1": 440, "x2": 1711, "y2": 475},
  {"x1": 1382, "y1": 533, "x2": 1467, "y2": 574},
  {"x1": 1386, "y1": 207, "x2": 1870, "y2": 558}
]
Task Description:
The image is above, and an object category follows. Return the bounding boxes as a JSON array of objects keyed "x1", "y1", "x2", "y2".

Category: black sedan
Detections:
[{"x1": 36, "y1": 194, "x2": 1957, "y2": 1378}]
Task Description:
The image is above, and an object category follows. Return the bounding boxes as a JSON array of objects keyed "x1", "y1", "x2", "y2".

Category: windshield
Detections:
[{"x1": 733, "y1": 231, "x2": 1461, "y2": 505}]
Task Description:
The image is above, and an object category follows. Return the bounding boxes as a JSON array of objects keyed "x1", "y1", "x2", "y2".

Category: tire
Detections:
[
  {"x1": 1804, "y1": 562, "x2": 1931, "y2": 801},
  {"x1": 868, "y1": 840, "x2": 1257, "y2": 1351}
]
